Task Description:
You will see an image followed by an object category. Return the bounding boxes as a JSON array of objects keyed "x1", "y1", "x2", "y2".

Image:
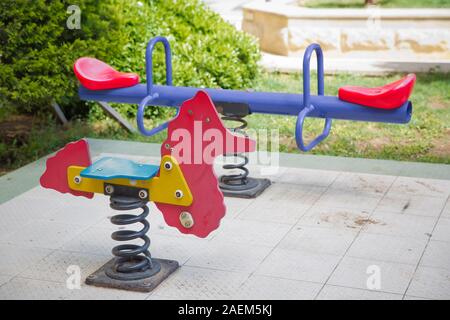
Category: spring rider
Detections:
[{"x1": 40, "y1": 91, "x2": 255, "y2": 292}]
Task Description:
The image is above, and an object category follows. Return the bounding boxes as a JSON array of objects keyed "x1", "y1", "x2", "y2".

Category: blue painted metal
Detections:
[
  {"x1": 145, "y1": 36, "x2": 173, "y2": 95},
  {"x1": 78, "y1": 37, "x2": 413, "y2": 150},
  {"x1": 80, "y1": 84, "x2": 412, "y2": 124},
  {"x1": 137, "y1": 36, "x2": 177, "y2": 136},
  {"x1": 295, "y1": 44, "x2": 332, "y2": 152},
  {"x1": 80, "y1": 157, "x2": 159, "y2": 180}
]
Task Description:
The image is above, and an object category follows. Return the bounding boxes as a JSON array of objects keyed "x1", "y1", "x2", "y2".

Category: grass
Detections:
[
  {"x1": 300, "y1": 0, "x2": 450, "y2": 8},
  {"x1": 249, "y1": 72, "x2": 450, "y2": 163},
  {"x1": 1, "y1": 71, "x2": 449, "y2": 176}
]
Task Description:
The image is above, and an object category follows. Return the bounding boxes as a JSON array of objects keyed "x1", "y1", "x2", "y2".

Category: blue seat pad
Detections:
[{"x1": 80, "y1": 157, "x2": 159, "y2": 180}]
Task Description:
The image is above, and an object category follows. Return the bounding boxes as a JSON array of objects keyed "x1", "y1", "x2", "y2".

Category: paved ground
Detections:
[{"x1": 0, "y1": 140, "x2": 449, "y2": 300}]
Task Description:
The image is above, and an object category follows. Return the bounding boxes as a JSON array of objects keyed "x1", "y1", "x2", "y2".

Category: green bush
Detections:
[{"x1": 0, "y1": 0, "x2": 260, "y2": 120}]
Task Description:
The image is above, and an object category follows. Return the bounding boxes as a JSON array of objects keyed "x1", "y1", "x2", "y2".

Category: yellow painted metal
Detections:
[{"x1": 67, "y1": 155, "x2": 193, "y2": 206}]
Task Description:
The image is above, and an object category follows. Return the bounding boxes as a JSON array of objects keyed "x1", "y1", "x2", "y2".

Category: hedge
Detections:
[{"x1": 0, "y1": 0, "x2": 260, "y2": 120}]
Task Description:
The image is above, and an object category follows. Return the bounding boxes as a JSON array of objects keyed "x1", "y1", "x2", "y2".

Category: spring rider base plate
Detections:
[
  {"x1": 219, "y1": 177, "x2": 271, "y2": 199},
  {"x1": 85, "y1": 258, "x2": 179, "y2": 293}
]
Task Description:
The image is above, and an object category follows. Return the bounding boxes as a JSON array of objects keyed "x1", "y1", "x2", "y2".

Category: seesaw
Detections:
[
  {"x1": 74, "y1": 36, "x2": 416, "y2": 198},
  {"x1": 40, "y1": 91, "x2": 254, "y2": 291}
]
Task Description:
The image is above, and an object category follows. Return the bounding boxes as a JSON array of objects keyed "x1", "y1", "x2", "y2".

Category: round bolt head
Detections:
[
  {"x1": 174, "y1": 189, "x2": 183, "y2": 199},
  {"x1": 164, "y1": 161, "x2": 173, "y2": 170},
  {"x1": 138, "y1": 189, "x2": 148, "y2": 199},
  {"x1": 73, "y1": 176, "x2": 82, "y2": 184},
  {"x1": 105, "y1": 185, "x2": 114, "y2": 194},
  {"x1": 179, "y1": 211, "x2": 194, "y2": 228}
]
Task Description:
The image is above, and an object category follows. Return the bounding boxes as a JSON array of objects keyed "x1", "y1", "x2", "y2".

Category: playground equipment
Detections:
[
  {"x1": 40, "y1": 36, "x2": 415, "y2": 292},
  {"x1": 74, "y1": 36, "x2": 415, "y2": 198},
  {"x1": 40, "y1": 91, "x2": 254, "y2": 291}
]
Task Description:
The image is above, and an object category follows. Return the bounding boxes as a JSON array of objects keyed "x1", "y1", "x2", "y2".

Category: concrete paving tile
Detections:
[
  {"x1": 403, "y1": 295, "x2": 431, "y2": 300},
  {"x1": 4, "y1": 146, "x2": 450, "y2": 300},
  {"x1": 442, "y1": 198, "x2": 450, "y2": 218},
  {"x1": 277, "y1": 167, "x2": 339, "y2": 187},
  {"x1": 96, "y1": 153, "x2": 146, "y2": 162},
  {"x1": 42, "y1": 202, "x2": 111, "y2": 227},
  {"x1": 210, "y1": 219, "x2": 291, "y2": 248},
  {"x1": 237, "y1": 183, "x2": 324, "y2": 224},
  {"x1": 0, "y1": 220, "x2": 88, "y2": 250},
  {"x1": 151, "y1": 266, "x2": 249, "y2": 300},
  {"x1": 213, "y1": 160, "x2": 286, "y2": 182},
  {"x1": 376, "y1": 193, "x2": 447, "y2": 217},
  {"x1": 65, "y1": 283, "x2": 149, "y2": 300},
  {"x1": 0, "y1": 277, "x2": 70, "y2": 300},
  {"x1": 329, "y1": 172, "x2": 395, "y2": 196},
  {"x1": 347, "y1": 233, "x2": 428, "y2": 265},
  {"x1": 60, "y1": 225, "x2": 117, "y2": 256},
  {"x1": 0, "y1": 195, "x2": 60, "y2": 239},
  {"x1": 314, "y1": 188, "x2": 382, "y2": 212},
  {"x1": 278, "y1": 225, "x2": 357, "y2": 256},
  {"x1": 328, "y1": 256, "x2": 416, "y2": 295},
  {"x1": 23, "y1": 186, "x2": 105, "y2": 208},
  {"x1": 0, "y1": 275, "x2": 13, "y2": 287},
  {"x1": 297, "y1": 205, "x2": 372, "y2": 230},
  {"x1": 362, "y1": 210, "x2": 436, "y2": 240},
  {"x1": 185, "y1": 242, "x2": 272, "y2": 273},
  {"x1": 244, "y1": 164, "x2": 287, "y2": 182},
  {"x1": 235, "y1": 275, "x2": 322, "y2": 300},
  {"x1": 432, "y1": 218, "x2": 450, "y2": 242},
  {"x1": 407, "y1": 266, "x2": 450, "y2": 300},
  {"x1": 317, "y1": 285, "x2": 402, "y2": 300},
  {"x1": 255, "y1": 248, "x2": 341, "y2": 283},
  {"x1": 420, "y1": 240, "x2": 450, "y2": 270},
  {"x1": 0, "y1": 244, "x2": 52, "y2": 276},
  {"x1": 151, "y1": 234, "x2": 208, "y2": 265},
  {"x1": 20, "y1": 250, "x2": 109, "y2": 283},
  {"x1": 389, "y1": 177, "x2": 450, "y2": 198},
  {"x1": 223, "y1": 197, "x2": 256, "y2": 220}
]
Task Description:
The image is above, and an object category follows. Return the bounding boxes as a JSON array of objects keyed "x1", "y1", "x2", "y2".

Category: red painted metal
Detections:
[
  {"x1": 74, "y1": 57, "x2": 139, "y2": 91},
  {"x1": 40, "y1": 139, "x2": 93, "y2": 199},
  {"x1": 156, "y1": 91, "x2": 256, "y2": 237},
  {"x1": 338, "y1": 74, "x2": 416, "y2": 109}
]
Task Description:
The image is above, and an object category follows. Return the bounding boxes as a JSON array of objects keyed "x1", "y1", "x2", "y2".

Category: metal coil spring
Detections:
[
  {"x1": 220, "y1": 114, "x2": 249, "y2": 186},
  {"x1": 109, "y1": 196, "x2": 153, "y2": 274}
]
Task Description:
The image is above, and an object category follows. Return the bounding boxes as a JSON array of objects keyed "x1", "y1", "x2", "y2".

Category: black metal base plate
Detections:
[
  {"x1": 85, "y1": 258, "x2": 179, "y2": 293},
  {"x1": 219, "y1": 177, "x2": 271, "y2": 199}
]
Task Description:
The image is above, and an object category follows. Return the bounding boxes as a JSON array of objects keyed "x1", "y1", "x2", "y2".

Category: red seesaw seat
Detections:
[
  {"x1": 338, "y1": 74, "x2": 416, "y2": 109},
  {"x1": 74, "y1": 57, "x2": 140, "y2": 90}
]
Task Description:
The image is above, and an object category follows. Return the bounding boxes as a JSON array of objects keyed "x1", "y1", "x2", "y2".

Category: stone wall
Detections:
[{"x1": 242, "y1": 2, "x2": 450, "y2": 60}]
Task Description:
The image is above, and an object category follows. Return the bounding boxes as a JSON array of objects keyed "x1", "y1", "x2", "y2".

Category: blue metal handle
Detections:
[
  {"x1": 137, "y1": 94, "x2": 178, "y2": 136},
  {"x1": 295, "y1": 43, "x2": 332, "y2": 152},
  {"x1": 146, "y1": 36, "x2": 173, "y2": 95},
  {"x1": 138, "y1": 37, "x2": 175, "y2": 136},
  {"x1": 296, "y1": 105, "x2": 332, "y2": 151}
]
